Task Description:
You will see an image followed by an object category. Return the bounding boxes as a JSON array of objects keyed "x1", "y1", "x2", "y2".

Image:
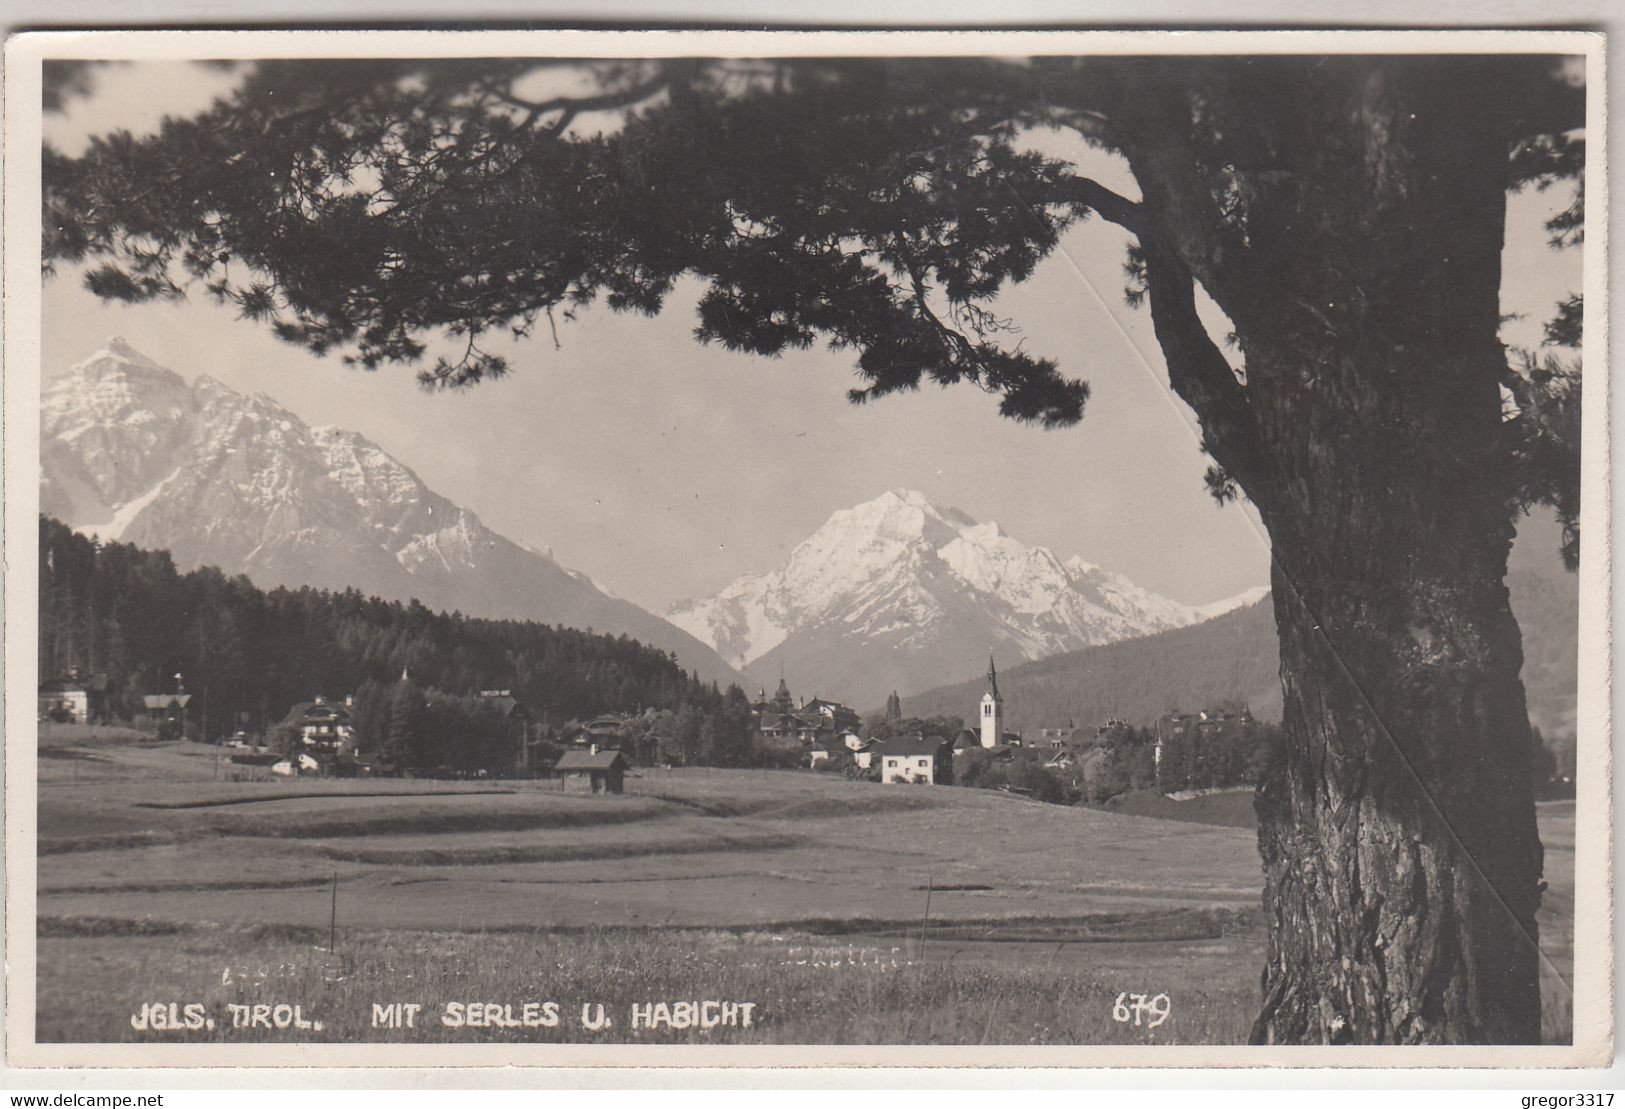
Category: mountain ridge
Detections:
[
  {"x1": 901, "y1": 595, "x2": 1285, "y2": 730},
  {"x1": 903, "y1": 567, "x2": 1578, "y2": 738},
  {"x1": 41, "y1": 339, "x2": 742, "y2": 686},
  {"x1": 668, "y1": 487, "x2": 1265, "y2": 707}
]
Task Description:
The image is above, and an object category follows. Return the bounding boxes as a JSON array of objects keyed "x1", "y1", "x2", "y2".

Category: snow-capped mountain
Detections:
[
  {"x1": 667, "y1": 488, "x2": 1263, "y2": 707},
  {"x1": 40, "y1": 338, "x2": 741, "y2": 685}
]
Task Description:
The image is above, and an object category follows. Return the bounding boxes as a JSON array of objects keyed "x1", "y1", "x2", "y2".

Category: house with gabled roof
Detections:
[
  {"x1": 478, "y1": 690, "x2": 531, "y2": 723},
  {"x1": 1034, "y1": 723, "x2": 1081, "y2": 749},
  {"x1": 878, "y1": 735, "x2": 954, "y2": 785},
  {"x1": 840, "y1": 730, "x2": 878, "y2": 769},
  {"x1": 279, "y1": 696, "x2": 354, "y2": 753},
  {"x1": 801, "y1": 696, "x2": 861, "y2": 733},
  {"x1": 758, "y1": 710, "x2": 827, "y2": 746},
  {"x1": 563, "y1": 713, "x2": 631, "y2": 747},
  {"x1": 554, "y1": 745, "x2": 627, "y2": 793}
]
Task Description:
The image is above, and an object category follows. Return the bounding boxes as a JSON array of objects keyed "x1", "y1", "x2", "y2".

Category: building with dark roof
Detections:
[
  {"x1": 749, "y1": 676, "x2": 858, "y2": 745},
  {"x1": 800, "y1": 697, "x2": 861, "y2": 733},
  {"x1": 1152, "y1": 707, "x2": 1258, "y2": 785},
  {"x1": 758, "y1": 710, "x2": 828, "y2": 745},
  {"x1": 562, "y1": 714, "x2": 631, "y2": 747},
  {"x1": 1033, "y1": 724, "x2": 1081, "y2": 749},
  {"x1": 554, "y1": 746, "x2": 628, "y2": 793},
  {"x1": 479, "y1": 690, "x2": 539, "y2": 769},
  {"x1": 478, "y1": 691, "x2": 530, "y2": 722},
  {"x1": 278, "y1": 696, "x2": 354, "y2": 752}
]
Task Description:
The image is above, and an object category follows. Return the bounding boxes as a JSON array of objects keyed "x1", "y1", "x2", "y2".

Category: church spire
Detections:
[{"x1": 979, "y1": 652, "x2": 1005, "y2": 748}]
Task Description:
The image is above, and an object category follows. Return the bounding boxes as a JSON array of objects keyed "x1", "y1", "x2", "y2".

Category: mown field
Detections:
[{"x1": 32, "y1": 732, "x2": 1575, "y2": 1045}]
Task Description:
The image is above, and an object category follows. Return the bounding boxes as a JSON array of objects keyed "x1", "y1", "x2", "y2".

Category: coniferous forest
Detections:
[{"x1": 37, "y1": 516, "x2": 735, "y2": 749}]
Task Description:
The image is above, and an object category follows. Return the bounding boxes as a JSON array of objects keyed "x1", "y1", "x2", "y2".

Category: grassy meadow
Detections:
[{"x1": 33, "y1": 730, "x2": 1575, "y2": 1045}]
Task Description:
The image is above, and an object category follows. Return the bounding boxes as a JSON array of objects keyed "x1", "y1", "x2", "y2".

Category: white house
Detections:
[
  {"x1": 39, "y1": 675, "x2": 91, "y2": 724},
  {"x1": 839, "y1": 730, "x2": 879, "y2": 769},
  {"x1": 878, "y1": 735, "x2": 953, "y2": 785}
]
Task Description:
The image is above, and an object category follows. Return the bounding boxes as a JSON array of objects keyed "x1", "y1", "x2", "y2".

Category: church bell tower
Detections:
[{"x1": 980, "y1": 652, "x2": 1004, "y2": 748}]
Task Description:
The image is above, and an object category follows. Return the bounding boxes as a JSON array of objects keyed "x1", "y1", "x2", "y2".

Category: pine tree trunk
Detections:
[
  {"x1": 1228, "y1": 65, "x2": 1546, "y2": 1044},
  {"x1": 1105, "y1": 58, "x2": 1552, "y2": 1044},
  {"x1": 1252, "y1": 541, "x2": 1542, "y2": 1044}
]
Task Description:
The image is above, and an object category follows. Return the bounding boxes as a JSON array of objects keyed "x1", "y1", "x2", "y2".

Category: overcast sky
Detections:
[{"x1": 38, "y1": 61, "x2": 1582, "y2": 613}]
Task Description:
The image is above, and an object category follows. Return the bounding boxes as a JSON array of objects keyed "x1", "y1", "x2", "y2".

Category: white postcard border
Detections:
[{"x1": 3, "y1": 27, "x2": 1611, "y2": 1072}]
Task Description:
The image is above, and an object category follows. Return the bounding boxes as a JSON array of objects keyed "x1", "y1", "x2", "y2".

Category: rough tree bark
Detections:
[{"x1": 1107, "y1": 59, "x2": 1547, "y2": 1043}]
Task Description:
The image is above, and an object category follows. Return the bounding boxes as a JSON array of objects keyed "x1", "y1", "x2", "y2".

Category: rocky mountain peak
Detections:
[
  {"x1": 667, "y1": 487, "x2": 1262, "y2": 706},
  {"x1": 85, "y1": 335, "x2": 177, "y2": 376},
  {"x1": 40, "y1": 340, "x2": 741, "y2": 686}
]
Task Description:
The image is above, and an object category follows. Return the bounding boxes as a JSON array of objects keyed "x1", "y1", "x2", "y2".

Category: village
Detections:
[{"x1": 39, "y1": 653, "x2": 1266, "y2": 804}]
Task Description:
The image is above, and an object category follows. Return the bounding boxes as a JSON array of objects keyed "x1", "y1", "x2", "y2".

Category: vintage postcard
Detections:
[{"x1": 3, "y1": 28, "x2": 1611, "y2": 1070}]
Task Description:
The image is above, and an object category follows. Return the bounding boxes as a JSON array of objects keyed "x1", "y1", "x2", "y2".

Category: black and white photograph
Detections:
[{"x1": 3, "y1": 28, "x2": 1610, "y2": 1068}]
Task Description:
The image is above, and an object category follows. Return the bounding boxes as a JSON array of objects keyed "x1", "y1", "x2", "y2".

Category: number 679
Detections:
[{"x1": 1112, "y1": 992, "x2": 1171, "y2": 1029}]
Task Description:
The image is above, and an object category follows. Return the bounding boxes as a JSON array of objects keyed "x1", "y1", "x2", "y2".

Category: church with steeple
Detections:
[{"x1": 979, "y1": 652, "x2": 1005, "y2": 748}]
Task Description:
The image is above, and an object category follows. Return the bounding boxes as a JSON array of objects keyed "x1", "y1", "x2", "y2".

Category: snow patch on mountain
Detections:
[{"x1": 79, "y1": 462, "x2": 185, "y2": 543}]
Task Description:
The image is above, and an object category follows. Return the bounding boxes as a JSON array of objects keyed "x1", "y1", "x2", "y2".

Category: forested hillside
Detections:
[
  {"x1": 904, "y1": 599, "x2": 1283, "y2": 732},
  {"x1": 906, "y1": 551, "x2": 1578, "y2": 742},
  {"x1": 37, "y1": 516, "x2": 732, "y2": 740}
]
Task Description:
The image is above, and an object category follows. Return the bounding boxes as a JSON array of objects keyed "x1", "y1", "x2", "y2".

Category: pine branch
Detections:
[
  {"x1": 1141, "y1": 236, "x2": 1273, "y2": 514},
  {"x1": 1052, "y1": 176, "x2": 1145, "y2": 235},
  {"x1": 488, "y1": 65, "x2": 685, "y2": 131}
]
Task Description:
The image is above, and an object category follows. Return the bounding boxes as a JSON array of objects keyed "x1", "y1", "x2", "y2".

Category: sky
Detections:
[{"x1": 37, "y1": 60, "x2": 1582, "y2": 614}]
